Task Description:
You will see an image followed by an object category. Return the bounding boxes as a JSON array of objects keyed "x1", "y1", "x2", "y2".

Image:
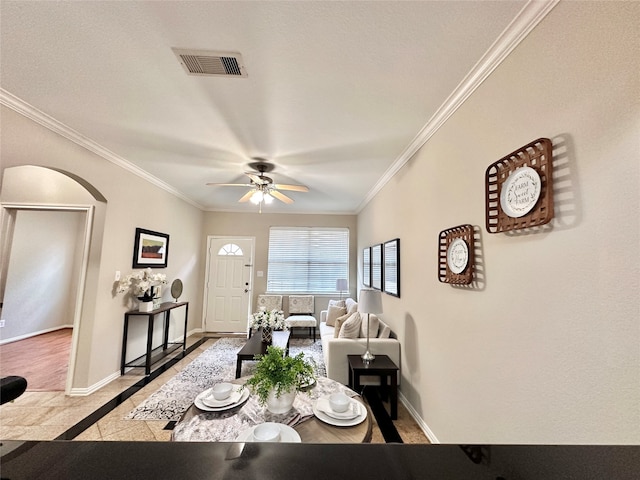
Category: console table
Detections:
[{"x1": 121, "y1": 301, "x2": 189, "y2": 375}]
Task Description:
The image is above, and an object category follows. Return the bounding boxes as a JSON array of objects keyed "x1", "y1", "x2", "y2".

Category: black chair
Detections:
[{"x1": 0, "y1": 376, "x2": 27, "y2": 405}]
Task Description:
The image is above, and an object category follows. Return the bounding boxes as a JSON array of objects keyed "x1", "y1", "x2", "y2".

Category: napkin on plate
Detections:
[
  {"x1": 202, "y1": 386, "x2": 243, "y2": 408},
  {"x1": 315, "y1": 397, "x2": 360, "y2": 420}
]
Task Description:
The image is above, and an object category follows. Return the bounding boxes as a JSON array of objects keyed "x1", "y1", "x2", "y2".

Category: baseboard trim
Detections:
[
  {"x1": 69, "y1": 335, "x2": 206, "y2": 396},
  {"x1": 398, "y1": 390, "x2": 440, "y2": 444},
  {"x1": 69, "y1": 371, "x2": 120, "y2": 397},
  {"x1": 0, "y1": 325, "x2": 73, "y2": 345}
]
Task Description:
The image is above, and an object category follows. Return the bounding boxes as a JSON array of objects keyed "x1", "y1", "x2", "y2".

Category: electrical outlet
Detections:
[
  {"x1": 0, "y1": 319, "x2": 5, "y2": 328},
  {"x1": 115, "y1": 271, "x2": 121, "y2": 281}
]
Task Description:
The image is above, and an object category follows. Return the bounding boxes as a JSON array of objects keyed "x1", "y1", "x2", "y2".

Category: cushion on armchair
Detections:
[
  {"x1": 288, "y1": 295, "x2": 314, "y2": 314},
  {"x1": 257, "y1": 295, "x2": 283, "y2": 311}
]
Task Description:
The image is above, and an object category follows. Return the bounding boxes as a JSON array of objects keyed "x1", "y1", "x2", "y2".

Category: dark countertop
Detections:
[{"x1": 1, "y1": 441, "x2": 638, "y2": 480}]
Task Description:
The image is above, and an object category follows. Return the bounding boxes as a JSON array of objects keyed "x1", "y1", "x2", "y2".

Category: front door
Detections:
[{"x1": 205, "y1": 237, "x2": 254, "y2": 332}]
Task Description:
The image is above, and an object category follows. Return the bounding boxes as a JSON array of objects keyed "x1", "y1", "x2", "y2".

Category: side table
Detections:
[{"x1": 347, "y1": 354, "x2": 399, "y2": 420}]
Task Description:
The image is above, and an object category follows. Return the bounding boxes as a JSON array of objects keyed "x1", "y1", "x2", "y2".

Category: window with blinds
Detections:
[{"x1": 267, "y1": 227, "x2": 349, "y2": 293}]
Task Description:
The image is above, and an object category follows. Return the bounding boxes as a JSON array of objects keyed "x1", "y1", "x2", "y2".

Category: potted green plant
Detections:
[{"x1": 244, "y1": 346, "x2": 316, "y2": 414}]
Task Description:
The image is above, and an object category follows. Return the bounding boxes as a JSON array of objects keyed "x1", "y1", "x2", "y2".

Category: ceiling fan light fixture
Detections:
[
  {"x1": 263, "y1": 192, "x2": 274, "y2": 204},
  {"x1": 250, "y1": 190, "x2": 264, "y2": 204}
]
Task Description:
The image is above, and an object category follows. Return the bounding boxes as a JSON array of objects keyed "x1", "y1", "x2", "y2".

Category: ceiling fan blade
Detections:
[
  {"x1": 273, "y1": 183, "x2": 309, "y2": 192},
  {"x1": 206, "y1": 183, "x2": 253, "y2": 187},
  {"x1": 246, "y1": 173, "x2": 267, "y2": 184},
  {"x1": 238, "y1": 190, "x2": 255, "y2": 203},
  {"x1": 270, "y1": 190, "x2": 294, "y2": 204}
]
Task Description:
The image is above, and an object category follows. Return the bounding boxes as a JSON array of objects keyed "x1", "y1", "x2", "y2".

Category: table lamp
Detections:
[
  {"x1": 358, "y1": 288, "x2": 382, "y2": 364},
  {"x1": 336, "y1": 278, "x2": 348, "y2": 300}
]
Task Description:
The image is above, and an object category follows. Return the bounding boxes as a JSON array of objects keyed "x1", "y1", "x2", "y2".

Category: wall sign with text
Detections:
[
  {"x1": 485, "y1": 138, "x2": 554, "y2": 233},
  {"x1": 438, "y1": 224, "x2": 474, "y2": 285}
]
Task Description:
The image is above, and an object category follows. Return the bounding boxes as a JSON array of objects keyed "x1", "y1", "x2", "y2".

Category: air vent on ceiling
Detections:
[{"x1": 172, "y1": 49, "x2": 247, "y2": 77}]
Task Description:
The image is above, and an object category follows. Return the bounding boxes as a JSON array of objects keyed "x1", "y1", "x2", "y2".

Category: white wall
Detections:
[
  {"x1": 1, "y1": 210, "x2": 83, "y2": 341},
  {"x1": 358, "y1": 1, "x2": 639, "y2": 444},
  {"x1": 1, "y1": 107, "x2": 204, "y2": 392}
]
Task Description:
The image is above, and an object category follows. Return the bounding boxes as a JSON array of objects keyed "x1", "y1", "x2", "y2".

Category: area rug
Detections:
[{"x1": 125, "y1": 337, "x2": 326, "y2": 421}]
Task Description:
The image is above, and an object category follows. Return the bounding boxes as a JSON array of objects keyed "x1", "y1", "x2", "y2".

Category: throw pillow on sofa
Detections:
[
  {"x1": 338, "y1": 312, "x2": 362, "y2": 339},
  {"x1": 359, "y1": 313, "x2": 379, "y2": 338},
  {"x1": 328, "y1": 299, "x2": 346, "y2": 308},
  {"x1": 378, "y1": 322, "x2": 391, "y2": 338},
  {"x1": 326, "y1": 305, "x2": 347, "y2": 326},
  {"x1": 345, "y1": 298, "x2": 358, "y2": 316},
  {"x1": 333, "y1": 313, "x2": 351, "y2": 338}
]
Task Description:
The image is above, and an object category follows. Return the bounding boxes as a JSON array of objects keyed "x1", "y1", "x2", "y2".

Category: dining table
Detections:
[{"x1": 171, "y1": 375, "x2": 372, "y2": 443}]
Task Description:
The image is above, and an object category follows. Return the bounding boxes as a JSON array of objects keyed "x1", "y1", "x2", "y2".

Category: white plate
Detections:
[
  {"x1": 447, "y1": 238, "x2": 469, "y2": 274},
  {"x1": 500, "y1": 166, "x2": 542, "y2": 218},
  {"x1": 194, "y1": 386, "x2": 250, "y2": 412},
  {"x1": 235, "y1": 423, "x2": 302, "y2": 443},
  {"x1": 313, "y1": 397, "x2": 367, "y2": 427},
  {"x1": 315, "y1": 396, "x2": 359, "y2": 420}
]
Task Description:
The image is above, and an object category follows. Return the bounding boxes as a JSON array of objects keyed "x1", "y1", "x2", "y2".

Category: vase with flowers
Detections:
[
  {"x1": 117, "y1": 268, "x2": 167, "y2": 312},
  {"x1": 249, "y1": 308, "x2": 285, "y2": 344}
]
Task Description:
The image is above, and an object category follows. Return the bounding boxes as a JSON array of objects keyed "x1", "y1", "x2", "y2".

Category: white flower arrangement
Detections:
[
  {"x1": 116, "y1": 268, "x2": 167, "y2": 301},
  {"x1": 250, "y1": 309, "x2": 286, "y2": 330}
]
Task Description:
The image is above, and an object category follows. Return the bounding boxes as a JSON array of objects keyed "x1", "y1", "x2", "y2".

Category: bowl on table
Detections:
[
  {"x1": 329, "y1": 392, "x2": 350, "y2": 413},
  {"x1": 252, "y1": 422, "x2": 281, "y2": 442},
  {"x1": 211, "y1": 382, "x2": 233, "y2": 400}
]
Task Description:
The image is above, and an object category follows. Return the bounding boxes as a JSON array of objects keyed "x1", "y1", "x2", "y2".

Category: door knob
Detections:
[{"x1": 244, "y1": 289, "x2": 249, "y2": 293}]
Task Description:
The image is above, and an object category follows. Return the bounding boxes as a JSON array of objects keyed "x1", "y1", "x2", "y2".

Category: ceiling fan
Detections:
[{"x1": 206, "y1": 161, "x2": 309, "y2": 210}]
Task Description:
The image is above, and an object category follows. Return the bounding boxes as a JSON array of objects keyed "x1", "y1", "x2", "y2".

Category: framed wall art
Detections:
[
  {"x1": 485, "y1": 138, "x2": 554, "y2": 233},
  {"x1": 132, "y1": 228, "x2": 169, "y2": 268},
  {"x1": 438, "y1": 224, "x2": 474, "y2": 285},
  {"x1": 363, "y1": 247, "x2": 371, "y2": 287},
  {"x1": 383, "y1": 238, "x2": 400, "y2": 297},
  {"x1": 371, "y1": 243, "x2": 383, "y2": 290}
]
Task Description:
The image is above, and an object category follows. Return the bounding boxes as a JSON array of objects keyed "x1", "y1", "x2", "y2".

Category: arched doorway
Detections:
[{"x1": 0, "y1": 165, "x2": 105, "y2": 394}]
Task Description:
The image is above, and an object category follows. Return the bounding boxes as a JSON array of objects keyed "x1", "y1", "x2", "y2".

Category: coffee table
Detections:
[{"x1": 236, "y1": 329, "x2": 291, "y2": 378}]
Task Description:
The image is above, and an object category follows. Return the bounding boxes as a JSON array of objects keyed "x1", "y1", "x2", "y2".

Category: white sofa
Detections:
[{"x1": 319, "y1": 298, "x2": 400, "y2": 385}]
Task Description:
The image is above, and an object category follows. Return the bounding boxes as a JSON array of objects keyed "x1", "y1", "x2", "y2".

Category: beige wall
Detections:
[
  {"x1": 202, "y1": 211, "x2": 357, "y2": 317},
  {"x1": 1, "y1": 209, "x2": 84, "y2": 341},
  {"x1": 1, "y1": 107, "x2": 204, "y2": 391},
  {"x1": 358, "y1": 2, "x2": 639, "y2": 444}
]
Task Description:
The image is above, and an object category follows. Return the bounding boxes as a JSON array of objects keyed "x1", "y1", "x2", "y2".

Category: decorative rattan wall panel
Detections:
[
  {"x1": 485, "y1": 138, "x2": 554, "y2": 233},
  {"x1": 438, "y1": 224, "x2": 474, "y2": 285}
]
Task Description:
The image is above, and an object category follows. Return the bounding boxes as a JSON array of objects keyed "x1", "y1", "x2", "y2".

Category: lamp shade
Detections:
[
  {"x1": 358, "y1": 289, "x2": 382, "y2": 314},
  {"x1": 336, "y1": 279, "x2": 348, "y2": 291}
]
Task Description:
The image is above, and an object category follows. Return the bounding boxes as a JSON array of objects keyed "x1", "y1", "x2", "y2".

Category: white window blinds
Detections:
[{"x1": 267, "y1": 227, "x2": 349, "y2": 293}]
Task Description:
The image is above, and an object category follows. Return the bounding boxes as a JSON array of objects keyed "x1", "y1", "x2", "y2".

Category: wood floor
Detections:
[{"x1": 0, "y1": 328, "x2": 72, "y2": 391}]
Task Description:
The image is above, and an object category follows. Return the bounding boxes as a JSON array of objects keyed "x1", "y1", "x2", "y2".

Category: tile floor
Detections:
[{"x1": 1, "y1": 334, "x2": 428, "y2": 444}]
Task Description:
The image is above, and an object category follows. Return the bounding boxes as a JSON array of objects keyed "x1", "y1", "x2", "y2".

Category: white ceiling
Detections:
[{"x1": 1, "y1": 1, "x2": 535, "y2": 214}]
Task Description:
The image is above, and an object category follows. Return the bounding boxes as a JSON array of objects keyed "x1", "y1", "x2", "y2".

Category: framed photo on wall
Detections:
[
  {"x1": 363, "y1": 247, "x2": 371, "y2": 287},
  {"x1": 132, "y1": 228, "x2": 169, "y2": 268},
  {"x1": 371, "y1": 243, "x2": 383, "y2": 290},
  {"x1": 384, "y1": 238, "x2": 400, "y2": 297}
]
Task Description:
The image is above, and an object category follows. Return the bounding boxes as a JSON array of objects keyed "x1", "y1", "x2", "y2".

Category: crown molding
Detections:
[
  {"x1": 0, "y1": 89, "x2": 204, "y2": 210},
  {"x1": 356, "y1": 0, "x2": 560, "y2": 213}
]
